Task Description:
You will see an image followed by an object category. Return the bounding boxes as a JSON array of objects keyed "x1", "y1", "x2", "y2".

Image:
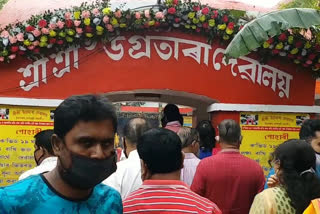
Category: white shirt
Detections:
[
  {"x1": 103, "y1": 150, "x2": 142, "y2": 199},
  {"x1": 19, "y1": 157, "x2": 57, "y2": 180},
  {"x1": 181, "y1": 153, "x2": 200, "y2": 186}
]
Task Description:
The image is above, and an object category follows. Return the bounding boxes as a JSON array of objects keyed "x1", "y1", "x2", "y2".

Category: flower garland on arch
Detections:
[
  {"x1": 0, "y1": 0, "x2": 239, "y2": 63},
  {"x1": 0, "y1": 0, "x2": 320, "y2": 78}
]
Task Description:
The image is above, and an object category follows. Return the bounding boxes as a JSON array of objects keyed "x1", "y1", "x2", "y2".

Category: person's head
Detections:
[
  {"x1": 137, "y1": 128, "x2": 184, "y2": 181},
  {"x1": 34, "y1": 129, "x2": 54, "y2": 166},
  {"x1": 177, "y1": 127, "x2": 200, "y2": 156},
  {"x1": 196, "y1": 120, "x2": 216, "y2": 152},
  {"x1": 270, "y1": 139, "x2": 320, "y2": 214},
  {"x1": 161, "y1": 104, "x2": 183, "y2": 127},
  {"x1": 218, "y1": 119, "x2": 242, "y2": 149},
  {"x1": 123, "y1": 117, "x2": 151, "y2": 158},
  {"x1": 299, "y1": 119, "x2": 320, "y2": 153},
  {"x1": 51, "y1": 94, "x2": 118, "y2": 190}
]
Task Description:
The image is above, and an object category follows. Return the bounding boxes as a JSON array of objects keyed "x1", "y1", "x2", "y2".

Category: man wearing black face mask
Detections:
[
  {"x1": 0, "y1": 94, "x2": 122, "y2": 213},
  {"x1": 19, "y1": 129, "x2": 57, "y2": 180}
]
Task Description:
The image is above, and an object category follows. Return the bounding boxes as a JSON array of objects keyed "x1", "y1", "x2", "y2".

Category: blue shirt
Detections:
[
  {"x1": 0, "y1": 174, "x2": 123, "y2": 214},
  {"x1": 199, "y1": 148, "x2": 212, "y2": 159}
]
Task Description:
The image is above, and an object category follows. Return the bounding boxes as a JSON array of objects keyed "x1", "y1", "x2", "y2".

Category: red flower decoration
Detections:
[
  {"x1": 227, "y1": 22, "x2": 235, "y2": 30},
  {"x1": 193, "y1": 6, "x2": 200, "y2": 11},
  {"x1": 85, "y1": 26, "x2": 93, "y2": 33},
  {"x1": 223, "y1": 15, "x2": 228, "y2": 23},
  {"x1": 295, "y1": 41, "x2": 303, "y2": 48},
  {"x1": 57, "y1": 40, "x2": 64, "y2": 45},
  {"x1": 278, "y1": 33, "x2": 287, "y2": 42},
  {"x1": 267, "y1": 38, "x2": 274, "y2": 44},
  {"x1": 288, "y1": 54, "x2": 295, "y2": 59},
  {"x1": 202, "y1": 7, "x2": 209, "y2": 15},
  {"x1": 11, "y1": 46, "x2": 19, "y2": 52},
  {"x1": 213, "y1": 10, "x2": 219, "y2": 19},
  {"x1": 26, "y1": 26, "x2": 35, "y2": 32},
  {"x1": 18, "y1": 51, "x2": 25, "y2": 55},
  {"x1": 173, "y1": 0, "x2": 178, "y2": 5},
  {"x1": 196, "y1": 28, "x2": 201, "y2": 33},
  {"x1": 168, "y1": 7, "x2": 176, "y2": 14},
  {"x1": 239, "y1": 25, "x2": 244, "y2": 30},
  {"x1": 33, "y1": 48, "x2": 40, "y2": 54},
  {"x1": 308, "y1": 53, "x2": 316, "y2": 60},
  {"x1": 38, "y1": 19, "x2": 47, "y2": 28},
  {"x1": 174, "y1": 18, "x2": 180, "y2": 23},
  {"x1": 297, "y1": 56, "x2": 303, "y2": 60},
  {"x1": 155, "y1": 21, "x2": 161, "y2": 27},
  {"x1": 49, "y1": 38, "x2": 56, "y2": 44},
  {"x1": 315, "y1": 44, "x2": 320, "y2": 52},
  {"x1": 65, "y1": 20, "x2": 73, "y2": 28},
  {"x1": 202, "y1": 22, "x2": 209, "y2": 29},
  {"x1": 272, "y1": 49, "x2": 279, "y2": 55}
]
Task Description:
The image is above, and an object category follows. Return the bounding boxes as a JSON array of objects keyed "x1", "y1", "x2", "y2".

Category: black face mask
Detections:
[{"x1": 59, "y1": 151, "x2": 117, "y2": 190}]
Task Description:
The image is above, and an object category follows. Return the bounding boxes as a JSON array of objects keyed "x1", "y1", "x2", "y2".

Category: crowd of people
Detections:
[{"x1": 1, "y1": 94, "x2": 320, "y2": 213}]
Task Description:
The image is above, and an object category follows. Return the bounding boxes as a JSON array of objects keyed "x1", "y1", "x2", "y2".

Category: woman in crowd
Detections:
[
  {"x1": 250, "y1": 139, "x2": 320, "y2": 214},
  {"x1": 196, "y1": 120, "x2": 218, "y2": 159}
]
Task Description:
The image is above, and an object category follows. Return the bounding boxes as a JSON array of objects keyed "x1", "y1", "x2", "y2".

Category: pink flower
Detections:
[
  {"x1": 103, "y1": 16, "x2": 109, "y2": 23},
  {"x1": 9, "y1": 36, "x2": 17, "y2": 44},
  {"x1": 57, "y1": 21, "x2": 65, "y2": 29},
  {"x1": 202, "y1": 7, "x2": 209, "y2": 15},
  {"x1": 92, "y1": 8, "x2": 100, "y2": 16},
  {"x1": 135, "y1": 12, "x2": 141, "y2": 19},
  {"x1": 32, "y1": 29, "x2": 41, "y2": 37},
  {"x1": 0, "y1": 57, "x2": 4, "y2": 62},
  {"x1": 33, "y1": 41, "x2": 40, "y2": 46},
  {"x1": 155, "y1": 12, "x2": 164, "y2": 19},
  {"x1": 144, "y1": 10, "x2": 150, "y2": 19},
  {"x1": 16, "y1": 33, "x2": 24, "y2": 41},
  {"x1": 0, "y1": 30, "x2": 9, "y2": 38},
  {"x1": 74, "y1": 20, "x2": 81, "y2": 27},
  {"x1": 81, "y1": 10, "x2": 90, "y2": 19},
  {"x1": 8, "y1": 54, "x2": 16, "y2": 59},
  {"x1": 28, "y1": 45, "x2": 35, "y2": 50},
  {"x1": 114, "y1": 10, "x2": 122, "y2": 18},
  {"x1": 64, "y1": 12, "x2": 72, "y2": 20},
  {"x1": 106, "y1": 24, "x2": 113, "y2": 32},
  {"x1": 167, "y1": 7, "x2": 176, "y2": 14},
  {"x1": 196, "y1": 28, "x2": 201, "y2": 32},
  {"x1": 41, "y1": 28, "x2": 49, "y2": 34},
  {"x1": 76, "y1": 28, "x2": 83, "y2": 34},
  {"x1": 49, "y1": 23, "x2": 57, "y2": 30}
]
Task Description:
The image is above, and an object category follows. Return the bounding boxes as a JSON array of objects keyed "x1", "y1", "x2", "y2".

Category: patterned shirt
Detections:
[
  {"x1": 249, "y1": 187, "x2": 295, "y2": 214},
  {"x1": 0, "y1": 174, "x2": 123, "y2": 214},
  {"x1": 191, "y1": 149, "x2": 265, "y2": 214},
  {"x1": 123, "y1": 180, "x2": 222, "y2": 214}
]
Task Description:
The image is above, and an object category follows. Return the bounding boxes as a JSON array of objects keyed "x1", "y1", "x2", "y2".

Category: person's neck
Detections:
[
  {"x1": 149, "y1": 170, "x2": 181, "y2": 181},
  {"x1": 182, "y1": 147, "x2": 195, "y2": 155},
  {"x1": 220, "y1": 142, "x2": 239, "y2": 150},
  {"x1": 43, "y1": 166, "x2": 92, "y2": 200},
  {"x1": 126, "y1": 143, "x2": 137, "y2": 157}
]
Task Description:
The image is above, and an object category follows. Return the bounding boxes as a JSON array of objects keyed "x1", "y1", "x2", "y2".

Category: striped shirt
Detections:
[{"x1": 123, "y1": 180, "x2": 222, "y2": 214}]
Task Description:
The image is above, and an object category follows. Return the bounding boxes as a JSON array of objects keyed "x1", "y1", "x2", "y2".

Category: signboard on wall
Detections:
[
  {"x1": 240, "y1": 112, "x2": 309, "y2": 176},
  {"x1": 0, "y1": 105, "x2": 54, "y2": 186}
]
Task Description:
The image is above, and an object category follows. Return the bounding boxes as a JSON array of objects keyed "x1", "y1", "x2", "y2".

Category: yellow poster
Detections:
[
  {"x1": 240, "y1": 112, "x2": 309, "y2": 176},
  {"x1": 0, "y1": 105, "x2": 54, "y2": 186}
]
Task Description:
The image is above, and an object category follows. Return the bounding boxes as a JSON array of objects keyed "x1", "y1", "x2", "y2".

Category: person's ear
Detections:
[{"x1": 51, "y1": 134, "x2": 63, "y2": 156}]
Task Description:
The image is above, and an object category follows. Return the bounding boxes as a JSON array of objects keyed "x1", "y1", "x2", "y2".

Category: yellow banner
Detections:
[
  {"x1": 0, "y1": 106, "x2": 54, "y2": 186},
  {"x1": 240, "y1": 112, "x2": 309, "y2": 176}
]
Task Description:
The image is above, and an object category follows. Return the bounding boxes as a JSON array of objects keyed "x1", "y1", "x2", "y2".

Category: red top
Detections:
[
  {"x1": 191, "y1": 149, "x2": 265, "y2": 214},
  {"x1": 123, "y1": 180, "x2": 222, "y2": 214}
]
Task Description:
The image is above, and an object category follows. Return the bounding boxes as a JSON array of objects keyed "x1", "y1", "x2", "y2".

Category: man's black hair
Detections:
[
  {"x1": 299, "y1": 119, "x2": 320, "y2": 143},
  {"x1": 137, "y1": 128, "x2": 183, "y2": 174},
  {"x1": 196, "y1": 120, "x2": 216, "y2": 151},
  {"x1": 35, "y1": 129, "x2": 54, "y2": 155},
  {"x1": 123, "y1": 118, "x2": 151, "y2": 145},
  {"x1": 54, "y1": 94, "x2": 117, "y2": 139},
  {"x1": 163, "y1": 104, "x2": 183, "y2": 124},
  {"x1": 218, "y1": 119, "x2": 241, "y2": 145}
]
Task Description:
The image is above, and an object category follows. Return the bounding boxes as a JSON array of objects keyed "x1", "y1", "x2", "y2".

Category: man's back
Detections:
[
  {"x1": 103, "y1": 150, "x2": 142, "y2": 199},
  {"x1": 123, "y1": 180, "x2": 221, "y2": 214},
  {"x1": 0, "y1": 174, "x2": 123, "y2": 213},
  {"x1": 191, "y1": 150, "x2": 265, "y2": 214}
]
